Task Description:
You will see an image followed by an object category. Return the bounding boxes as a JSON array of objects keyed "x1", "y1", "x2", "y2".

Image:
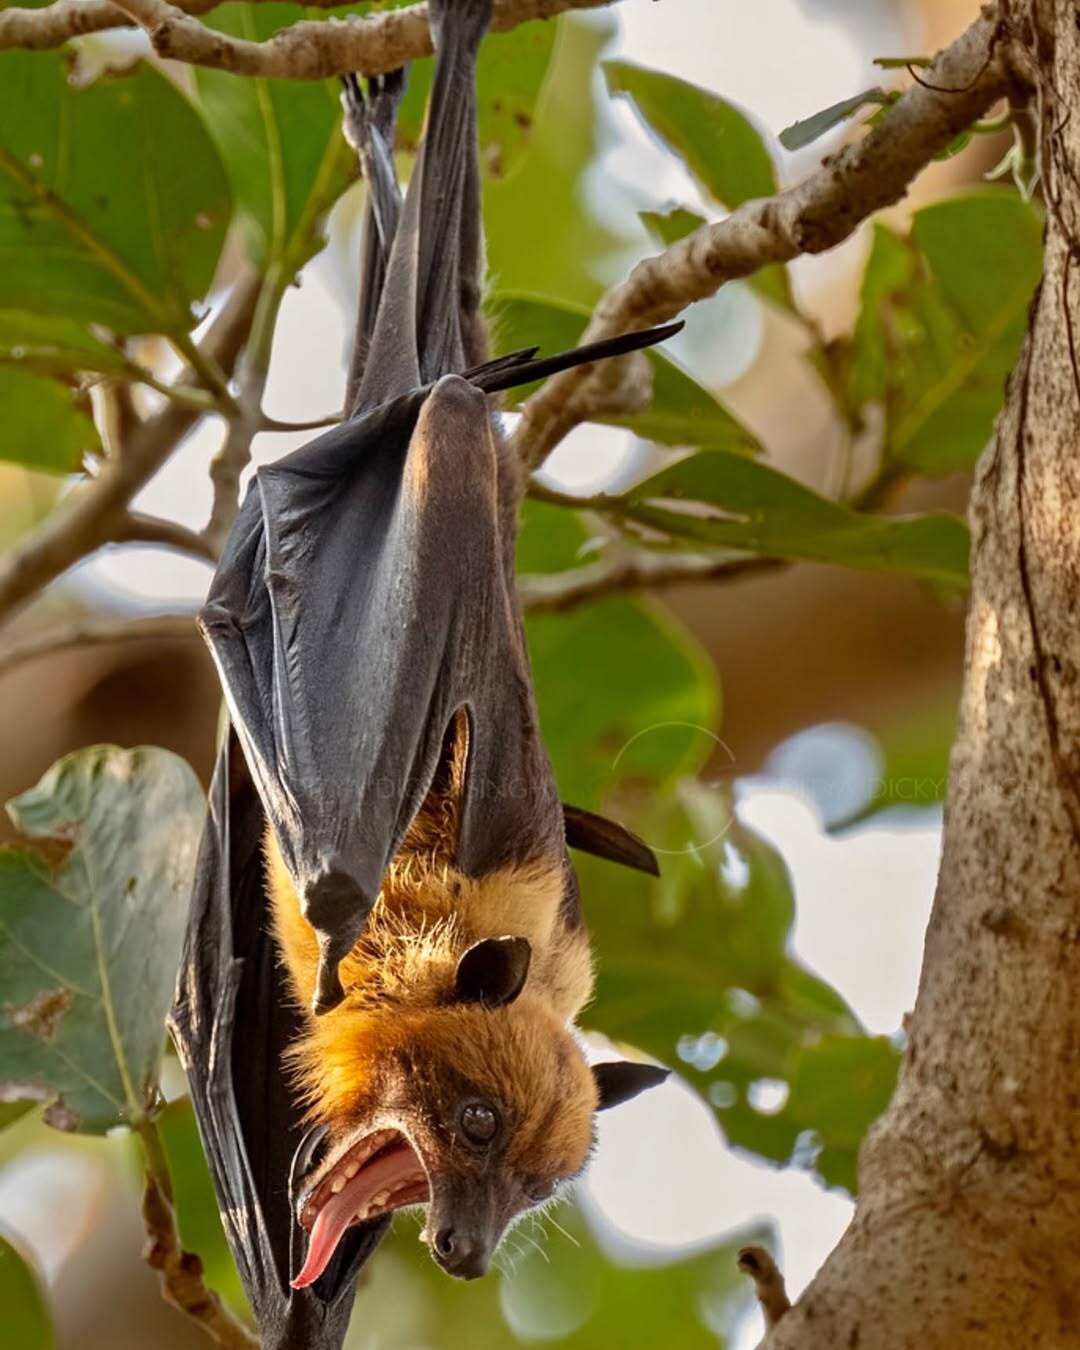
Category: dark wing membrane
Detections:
[
  {"x1": 343, "y1": 70, "x2": 407, "y2": 416},
  {"x1": 355, "y1": 0, "x2": 493, "y2": 409},
  {"x1": 169, "y1": 735, "x2": 381, "y2": 1350},
  {"x1": 199, "y1": 378, "x2": 564, "y2": 1016}
]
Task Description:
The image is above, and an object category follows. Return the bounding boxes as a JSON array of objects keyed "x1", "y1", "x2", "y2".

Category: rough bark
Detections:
[{"x1": 765, "y1": 4, "x2": 1080, "y2": 1346}]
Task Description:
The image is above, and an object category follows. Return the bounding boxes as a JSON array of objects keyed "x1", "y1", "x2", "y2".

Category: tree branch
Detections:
[
  {"x1": 1, "y1": 0, "x2": 612, "y2": 72},
  {"x1": 519, "y1": 550, "x2": 782, "y2": 613},
  {"x1": 737, "y1": 1246, "x2": 791, "y2": 1330},
  {"x1": 114, "y1": 513, "x2": 219, "y2": 561},
  {"x1": 511, "y1": 8, "x2": 1012, "y2": 471},
  {"x1": 0, "y1": 272, "x2": 259, "y2": 629},
  {"x1": 0, "y1": 614, "x2": 199, "y2": 679}
]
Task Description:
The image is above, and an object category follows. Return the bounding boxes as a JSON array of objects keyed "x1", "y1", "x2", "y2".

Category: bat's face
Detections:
[
  {"x1": 289, "y1": 938, "x2": 667, "y2": 1288},
  {"x1": 291, "y1": 989, "x2": 597, "y2": 1287}
]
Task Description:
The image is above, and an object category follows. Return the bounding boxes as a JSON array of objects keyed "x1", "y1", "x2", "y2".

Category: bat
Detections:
[{"x1": 170, "y1": 1, "x2": 678, "y2": 1345}]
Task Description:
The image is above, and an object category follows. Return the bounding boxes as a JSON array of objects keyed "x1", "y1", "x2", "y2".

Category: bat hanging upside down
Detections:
[
  {"x1": 171, "y1": 0, "x2": 681, "y2": 1342},
  {"x1": 269, "y1": 709, "x2": 664, "y2": 1288}
]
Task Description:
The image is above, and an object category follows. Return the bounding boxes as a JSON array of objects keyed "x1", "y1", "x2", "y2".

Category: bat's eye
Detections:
[
  {"x1": 525, "y1": 1178, "x2": 558, "y2": 1204},
  {"x1": 460, "y1": 1101, "x2": 499, "y2": 1145}
]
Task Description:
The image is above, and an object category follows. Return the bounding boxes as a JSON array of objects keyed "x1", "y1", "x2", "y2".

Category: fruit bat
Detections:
[{"x1": 170, "y1": 2, "x2": 677, "y2": 1346}]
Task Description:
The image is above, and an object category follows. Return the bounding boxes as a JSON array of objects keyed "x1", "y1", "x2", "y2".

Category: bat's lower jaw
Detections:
[{"x1": 291, "y1": 1127, "x2": 430, "y2": 1289}]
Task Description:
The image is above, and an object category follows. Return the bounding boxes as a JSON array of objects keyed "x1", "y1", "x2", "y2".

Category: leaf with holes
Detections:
[
  {"x1": 0, "y1": 746, "x2": 204, "y2": 1133},
  {"x1": 0, "y1": 51, "x2": 230, "y2": 334}
]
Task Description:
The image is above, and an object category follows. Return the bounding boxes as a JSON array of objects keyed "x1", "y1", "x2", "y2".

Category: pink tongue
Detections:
[{"x1": 291, "y1": 1143, "x2": 418, "y2": 1290}]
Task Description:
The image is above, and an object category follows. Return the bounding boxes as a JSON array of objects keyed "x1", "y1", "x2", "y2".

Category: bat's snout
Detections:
[{"x1": 432, "y1": 1224, "x2": 492, "y2": 1280}]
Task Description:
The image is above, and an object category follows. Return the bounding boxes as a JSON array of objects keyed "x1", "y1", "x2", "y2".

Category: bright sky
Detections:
[{"x1": 10, "y1": 4, "x2": 948, "y2": 1346}]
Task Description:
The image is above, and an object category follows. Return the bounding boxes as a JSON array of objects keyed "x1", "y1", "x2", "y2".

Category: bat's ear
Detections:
[
  {"x1": 563, "y1": 804, "x2": 660, "y2": 876},
  {"x1": 453, "y1": 936, "x2": 531, "y2": 1008},
  {"x1": 592, "y1": 1060, "x2": 670, "y2": 1111}
]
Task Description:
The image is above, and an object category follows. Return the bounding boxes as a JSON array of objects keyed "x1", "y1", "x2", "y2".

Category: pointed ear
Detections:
[
  {"x1": 453, "y1": 936, "x2": 531, "y2": 1008},
  {"x1": 563, "y1": 804, "x2": 660, "y2": 877},
  {"x1": 592, "y1": 1060, "x2": 670, "y2": 1111}
]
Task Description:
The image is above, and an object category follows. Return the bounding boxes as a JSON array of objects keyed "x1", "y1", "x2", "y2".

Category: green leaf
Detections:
[
  {"x1": 0, "y1": 1235, "x2": 53, "y2": 1350},
  {"x1": 0, "y1": 746, "x2": 204, "y2": 1133},
  {"x1": 0, "y1": 52, "x2": 231, "y2": 335},
  {"x1": 621, "y1": 448, "x2": 970, "y2": 589},
  {"x1": 738, "y1": 1035, "x2": 901, "y2": 1192},
  {"x1": 849, "y1": 194, "x2": 1043, "y2": 474},
  {"x1": 528, "y1": 598, "x2": 718, "y2": 811},
  {"x1": 193, "y1": 5, "x2": 353, "y2": 269},
  {"x1": 516, "y1": 498, "x2": 600, "y2": 576},
  {"x1": 579, "y1": 783, "x2": 874, "y2": 1187},
  {"x1": 0, "y1": 310, "x2": 128, "y2": 380},
  {"x1": 483, "y1": 16, "x2": 624, "y2": 306},
  {"x1": 0, "y1": 367, "x2": 100, "y2": 473},
  {"x1": 490, "y1": 293, "x2": 759, "y2": 451},
  {"x1": 778, "y1": 88, "x2": 890, "y2": 150},
  {"x1": 522, "y1": 506, "x2": 718, "y2": 808},
  {"x1": 0, "y1": 1100, "x2": 33, "y2": 1133},
  {"x1": 605, "y1": 61, "x2": 777, "y2": 207}
]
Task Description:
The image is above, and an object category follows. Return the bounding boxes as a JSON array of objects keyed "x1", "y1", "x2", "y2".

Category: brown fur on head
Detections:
[{"x1": 292, "y1": 993, "x2": 597, "y2": 1174}]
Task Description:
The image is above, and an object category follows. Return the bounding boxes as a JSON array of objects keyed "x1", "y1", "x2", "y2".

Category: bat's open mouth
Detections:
[{"x1": 292, "y1": 1128, "x2": 430, "y2": 1289}]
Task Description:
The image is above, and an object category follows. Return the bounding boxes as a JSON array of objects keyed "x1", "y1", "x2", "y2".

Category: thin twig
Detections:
[
  {"x1": 115, "y1": 513, "x2": 219, "y2": 561},
  {"x1": 137, "y1": 1120, "x2": 257, "y2": 1349},
  {"x1": 737, "y1": 1245, "x2": 791, "y2": 1330},
  {"x1": 511, "y1": 8, "x2": 1010, "y2": 472},
  {"x1": 0, "y1": 614, "x2": 199, "y2": 678},
  {"x1": 7, "y1": 0, "x2": 613, "y2": 75},
  {"x1": 519, "y1": 551, "x2": 783, "y2": 612}
]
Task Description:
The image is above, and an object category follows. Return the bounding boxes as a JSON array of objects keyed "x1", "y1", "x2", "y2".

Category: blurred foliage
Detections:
[
  {"x1": 0, "y1": 1233, "x2": 53, "y2": 1350},
  {"x1": 0, "y1": 5, "x2": 1048, "y2": 1346}
]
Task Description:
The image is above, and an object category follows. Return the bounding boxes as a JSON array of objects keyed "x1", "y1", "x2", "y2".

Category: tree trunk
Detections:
[{"x1": 765, "y1": 5, "x2": 1080, "y2": 1345}]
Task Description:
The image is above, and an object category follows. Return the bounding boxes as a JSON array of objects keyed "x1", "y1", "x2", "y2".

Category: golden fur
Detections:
[{"x1": 265, "y1": 718, "x2": 595, "y2": 1179}]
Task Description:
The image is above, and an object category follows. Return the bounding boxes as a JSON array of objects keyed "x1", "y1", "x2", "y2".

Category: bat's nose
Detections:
[{"x1": 433, "y1": 1226, "x2": 490, "y2": 1280}]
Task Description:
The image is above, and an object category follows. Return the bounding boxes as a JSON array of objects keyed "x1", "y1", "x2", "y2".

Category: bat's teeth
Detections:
[
  {"x1": 371, "y1": 1189, "x2": 391, "y2": 1208},
  {"x1": 344, "y1": 1161, "x2": 360, "y2": 1179},
  {"x1": 331, "y1": 1175, "x2": 347, "y2": 1195}
]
